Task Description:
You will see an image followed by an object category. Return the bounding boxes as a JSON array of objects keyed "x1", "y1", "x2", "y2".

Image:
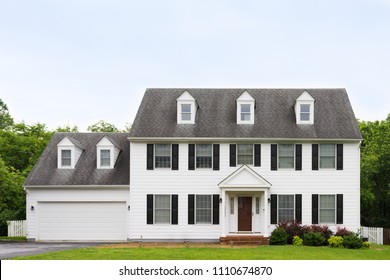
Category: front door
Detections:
[{"x1": 238, "y1": 197, "x2": 252, "y2": 231}]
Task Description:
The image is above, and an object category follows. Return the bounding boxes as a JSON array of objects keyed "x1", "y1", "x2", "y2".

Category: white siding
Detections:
[
  {"x1": 26, "y1": 187, "x2": 130, "y2": 241},
  {"x1": 130, "y1": 142, "x2": 360, "y2": 240}
]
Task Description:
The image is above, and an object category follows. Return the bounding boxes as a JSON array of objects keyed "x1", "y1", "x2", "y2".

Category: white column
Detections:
[
  {"x1": 221, "y1": 189, "x2": 226, "y2": 237},
  {"x1": 264, "y1": 189, "x2": 269, "y2": 237}
]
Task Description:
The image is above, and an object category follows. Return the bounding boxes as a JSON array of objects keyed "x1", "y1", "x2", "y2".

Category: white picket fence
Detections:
[
  {"x1": 7, "y1": 220, "x2": 27, "y2": 237},
  {"x1": 360, "y1": 226, "x2": 383, "y2": 245}
]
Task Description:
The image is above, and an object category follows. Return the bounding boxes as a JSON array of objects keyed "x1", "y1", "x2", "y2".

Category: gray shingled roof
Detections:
[
  {"x1": 129, "y1": 88, "x2": 362, "y2": 140},
  {"x1": 24, "y1": 133, "x2": 130, "y2": 186}
]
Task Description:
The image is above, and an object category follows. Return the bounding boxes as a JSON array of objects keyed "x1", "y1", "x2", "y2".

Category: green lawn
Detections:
[
  {"x1": 14, "y1": 244, "x2": 390, "y2": 260},
  {"x1": 0, "y1": 236, "x2": 26, "y2": 241}
]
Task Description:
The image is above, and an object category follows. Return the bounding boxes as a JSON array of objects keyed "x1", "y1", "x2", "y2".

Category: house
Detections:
[{"x1": 24, "y1": 88, "x2": 362, "y2": 242}]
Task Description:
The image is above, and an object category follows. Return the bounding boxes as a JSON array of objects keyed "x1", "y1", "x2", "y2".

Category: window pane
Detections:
[
  {"x1": 278, "y1": 195, "x2": 294, "y2": 222},
  {"x1": 256, "y1": 197, "x2": 260, "y2": 214},
  {"x1": 240, "y1": 104, "x2": 251, "y2": 121},
  {"x1": 181, "y1": 104, "x2": 191, "y2": 121},
  {"x1": 155, "y1": 195, "x2": 171, "y2": 224},
  {"x1": 319, "y1": 195, "x2": 335, "y2": 224},
  {"x1": 155, "y1": 144, "x2": 171, "y2": 168},
  {"x1": 100, "y1": 149, "x2": 111, "y2": 166},
  {"x1": 196, "y1": 144, "x2": 212, "y2": 168},
  {"x1": 196, "y1": 195, "x2": 212, "y2": 224},
  {"x1": 61, "y1": 150, "x2": 71, "y2": 166},
  {"x1": 300, "y1": 104, "x2": 310, "y2": 112},
  {"x1": 279, "y1": 144, "x2": 294, "y2": 169},
  {"x1": 230, "y1": 198, "x2": 234, "y2": 214},
  {"x1": 237, "y1": 144, "x2": 253, "y2": 165},
  {"x1": 320, "y1": 144, "x2": 335, "y2": 168}
]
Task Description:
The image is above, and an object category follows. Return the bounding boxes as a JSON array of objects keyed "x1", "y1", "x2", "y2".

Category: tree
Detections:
[
  {"x1": 0, "y1": 98, "x2": 14, "y2": 130},
  {"x1": 56, "y1": 124, "x2": 79, "y2": 132},
  {"x1": 87, "y1": 120, "x2": 120, "y2": 132},
  {"x1": 359, "y1": 114, "x2": 390, "y2": 227}
]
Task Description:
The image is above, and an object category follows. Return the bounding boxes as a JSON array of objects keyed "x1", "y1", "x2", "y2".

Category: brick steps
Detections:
[{"x1": 220, "y1": 235, "x2": 269, "y2": 246}]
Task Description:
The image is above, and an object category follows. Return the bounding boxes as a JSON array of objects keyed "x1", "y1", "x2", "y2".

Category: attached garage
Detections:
[{"x1": 37, "y1": 202, "x2": 127, "y2": 241}]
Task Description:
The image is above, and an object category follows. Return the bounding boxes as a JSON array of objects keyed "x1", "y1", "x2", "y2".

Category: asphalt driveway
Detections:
[{"x1": 0, "y1": 241, "x2": 103, "y2": 259}]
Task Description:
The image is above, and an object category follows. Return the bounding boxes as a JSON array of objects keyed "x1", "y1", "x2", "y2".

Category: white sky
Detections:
[{"x1": 1, "y1": 0, "x2": 389, "y2": 131}]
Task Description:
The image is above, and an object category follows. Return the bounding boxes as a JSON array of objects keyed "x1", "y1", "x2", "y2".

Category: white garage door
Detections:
[{"x1": 38, "y1": 202, "x2": 127, "y2": 241}]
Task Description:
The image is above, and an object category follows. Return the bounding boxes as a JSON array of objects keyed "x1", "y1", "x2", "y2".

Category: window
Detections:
[
  {"x1": 195, "y1": 195, "x2": 212, "y2": 224},
  {"x1": 154, "y1": 195, "x2": 171, "y2": 224},
  {"x1": 181, "y1": 104, "x2": 191, "y2": 121},
  {"x1": 61, "y1": 150, "x2": 71, "y2": 166},
  {"x1": 255, "y1": 197, "x2": 260, "y2": 214},
  {"x1": 100, "y1": 149, "x2": 111, "y2": 167},
  {"x1": 278, "y1": 195, "x2": 295, "y2": 222},
  {"x1": 230, "y1": 197, "x2": 234, "y2": 214},
  {"x1": 237, "y1": 144, "x2": 253, "y2": 165},
  {"x1": 240, "y1": 104, "x2": 251, "y2": 121},
  {"x1": 196, "y1": 144, "x2": 212, "y2": 168},
  {"x1": 155, "y1": 144, "x2": 171, "y2": 168},
  {"x1": 320, "y1": 144, "x2": 335, "y2": 168},
  {"x1": 279, "y1": 144, "x2": 294, "y2": 169},
  {"x1": 300, "y1": 104, "x2": 311, "y2": 121},
  {"x1": 319, "y1": 195, "x2": 335, "y2": 224}
]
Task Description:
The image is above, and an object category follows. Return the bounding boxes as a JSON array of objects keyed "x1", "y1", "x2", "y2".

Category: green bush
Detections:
[
  {"x1": 276, "y1": 220, "x2": 307, "y2": 244},
  {"x1": 303, "y1": 232, "x2": 326, "y2": 246},
  {"x1": 328, "y1": 236, "x2": 344, "y2": 248},
  {"x1": 270, "y1": 228, "x2": 288, "y2": 245},
  {"x1": 293, "y1": 235, "x2": 303, "y2": 246},
  {"x1": 343, "y1": 234, "x2": 363, "y2": 249},
  {"x1": 362, "y1": 241, "x2": 371, "y2": 248}
]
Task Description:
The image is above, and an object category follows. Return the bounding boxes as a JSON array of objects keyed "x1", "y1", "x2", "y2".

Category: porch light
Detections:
[
  {"x1": 30, "y1": 205, "x2": 35, "y2": 211},
  {"x1": 128, "y1": 205, "x2": 131, "y2": 211},
  {"x1": 219, "y1": 198, "x2": 222, "y2": 203},
  {"x1": 267, "y1": 198, "x2": 271, "y2": 203}
]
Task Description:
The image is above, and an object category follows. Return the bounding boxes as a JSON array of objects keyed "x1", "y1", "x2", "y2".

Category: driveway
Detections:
[{"x1": 0, "y1": 241, "x2": 104, "y2": 259}]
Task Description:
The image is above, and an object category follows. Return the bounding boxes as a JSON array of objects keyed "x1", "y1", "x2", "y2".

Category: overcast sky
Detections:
[{"x1": 1, "y1": 0, "x2": 389, "y2": 131}]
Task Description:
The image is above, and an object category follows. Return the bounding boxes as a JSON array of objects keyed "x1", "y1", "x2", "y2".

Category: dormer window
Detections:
[
  {"x1": 177, "y1": 91, "x2": 197, "y2": 124},
  {"x1": 295, "y1": 91, "x2": 315, "y2": 124},
  {"x1": 57, "y1": 136, "x2": 84, "y2": 169},
  {"x1": 237, "y1": 91, "x2": 255, "y2": 124},
  {"x1": 61, "y1": 150, "x2": 72, "y2": 167},
  {"x1": 96, "y1": 136, "x2": 121, "y2": 169}
]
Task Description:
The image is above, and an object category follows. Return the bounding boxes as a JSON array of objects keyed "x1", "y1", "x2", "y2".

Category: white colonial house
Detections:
[{"x1": 24, "y1": 88, "x2": 362, "y2": 242}]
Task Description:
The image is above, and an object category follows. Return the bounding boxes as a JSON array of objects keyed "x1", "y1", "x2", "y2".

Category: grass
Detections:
[
  {"x1": 0, "y1": 236, "x2": 26, "y2": 242},
  {"x1": 13, "y1": 244, "x2": 390, "y2": 260}
]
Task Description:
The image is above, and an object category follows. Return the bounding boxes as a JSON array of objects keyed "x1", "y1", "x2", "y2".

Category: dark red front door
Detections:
[{"x1": 238, "y1": 197, "x2": 252, "y2": 231}]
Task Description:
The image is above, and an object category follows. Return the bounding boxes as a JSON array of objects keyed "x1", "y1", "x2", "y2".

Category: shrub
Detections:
[
  {"x1": 270, "y1": 228, "x2": 288, "y2": 245},
  {"x1": 276, "y1": 220, "x2": 307, "y2": 244},
  {"x1": 293, "y1": 235, "x2": 303, "y2": 246},
  {"x1": 328, "y1": 236, "x2": 344, "y2": 248},
  {"x1": 308, "y1": 225, "x2": 333, "y2": 243},
  {"x1": 303, "y1": 232, "x2": 326, "y2": 246},
  {"x1": 343, "y1": 234, "x2": 363, "y2": 249},
  {"x1": 362, "y1": 241, "x2": 371, "y2": 248},
  {"x1": 335, "y1": 227, "x2": 352, "y2": 238}
]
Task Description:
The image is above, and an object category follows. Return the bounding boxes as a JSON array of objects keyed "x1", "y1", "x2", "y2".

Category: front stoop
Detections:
[{"x1": 220, "y1": 235, "x2": 269, "y2": 246}]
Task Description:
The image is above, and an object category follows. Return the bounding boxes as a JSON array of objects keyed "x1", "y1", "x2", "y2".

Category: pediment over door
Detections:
[{"x1": 218, "y1": 165, "x2": 272, "y2": 189}]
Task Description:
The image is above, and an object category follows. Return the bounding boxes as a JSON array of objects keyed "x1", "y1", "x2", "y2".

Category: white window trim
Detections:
[
  {"x1": 97, "y1": 146, "x2": 115, "y2": 169},
  {"x1": 318, "y1": 194, "x2": 336, "y2": 224},
  {"x1": 58, "y1": 148, "x2": 74, "y2": 169},
  {"x1": 319, "y1": 144, "x2": 336, "y2": 170},
  {"x1": 195, "y1": 144, "x2": 213, "y2": 169},
  {"x1": 277, "y1": 194, "x2": 295, "y2": 223},
  {"x1": 297, "y1": 103, "x2": 314, "y2": 124},
  {"x1": 236, "y1": 144, "x2": 254, "y2": 165},
  {"x1": 154, "y1": 144, "x2": 172, "y2": 169},
  {"x1": 154, "y1": 194, "x2": 172, "y2": 225},
  {"x1": 278, "y1": 144, "x2": 295, "y2": 170},
  {"x1": 237, "y1": 101, "x2": 255, "y2": 124},
  {"x1": 195, "y1": 194, "x2": 213, "y2": 225}
]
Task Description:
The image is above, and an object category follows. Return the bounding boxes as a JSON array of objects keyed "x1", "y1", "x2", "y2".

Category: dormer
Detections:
[
  {"x1": 96, "y1": 136, "x2": 121, "y2": 169},
  {"x1": 294, "y1": 91, "x2": 315, "y2": 124},
  {"x1": 57, "y1": 137, "x2": 84, "y2": 169},
  {"x1": 177, "y1": 91, "x2": 197, "y2": 124},
  {"x1": 236, "y1": 91, "x2": 255, "y2": 124}
]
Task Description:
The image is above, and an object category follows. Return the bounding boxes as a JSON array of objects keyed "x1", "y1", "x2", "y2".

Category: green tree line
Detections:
[{"x1": 0, "y1": 98, "x2": 389, "y2": 236}]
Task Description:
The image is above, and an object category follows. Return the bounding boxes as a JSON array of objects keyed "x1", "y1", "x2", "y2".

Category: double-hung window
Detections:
[
  {"x1": 154, "y1": 195, "x2": 171, "y2": 224},
  {"x1": 319, "y1": 195, "x2": 336, "y2": 224},
  {"x1": 300, "y1": 104, "x2": 311, "y2": 121},
  {"x1": 278, "y1": 195, "x2": 295, "y2": 222},
  {"x1": 196, "y1": 144, "x2": 212, "y2": 168},
  {"x1": 61, "y1": 150, "x2": 72, "y2": 167},
  {"x1": 240, "y1": 104, "x2": 251, "y2": 121},
  {"x1": 181, "y1": 104, "x2": 192, "y2": 121},
  {"x1": 278, "y1": 144, "x2": 294, "y2": 169},
  {"x1": 100, "y1": 149, "x2": 111, "y2": 167},
  {"x1": 237, "y1": 144, "x2": 253, "y2": 165},
  {"x1": 155, "y1": 144, "x2": 171, "y2": 168},
  {"x1": 195, "y1": 195, "x2": 212, "y2": 224},
  {"x1": 320, "y1": 144, "x2": 335, "y2": 169}
]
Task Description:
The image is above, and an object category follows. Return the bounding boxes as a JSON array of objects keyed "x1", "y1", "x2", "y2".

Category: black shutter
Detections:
[
  {"x1": 188, "y1": 144, "x2": 195, "y2": 170},
  {"x1": 213, "y1": 144, "x2": 220, "y2": 170},
  {"x1": 295, "y1": 194, "x2": 302, "y2": 223},
  {"x1": 172, "y1": 144, "x2": 179, "y2": 170},
  {"x1": 213, "y1": 194, "x2": 220, "y2": 225},
  {"x1": 337, "y1": 144, "x2": 343, "y2": 170},
  {"x1": 254, "y1": 144, "x2": 261, "y2": 167},
  {"x1": 270, "y1": 194, "x2": 277, "y2": 224},
  {"x1": 312, "y1": 194, "x2": 319, "y2": 224},
  {"x1": 147, "y1": 144, "x2": 154, "y2": 170},
  {"x1": 229, "y1": 144, "x2": 236, "y2": 167},
  {"x1": 337, "y1": 194, "x2": 343, "y2": 224},
  {"x1": 188, "y1": 194, "x2": 195, "y2": 224},
  {"x1": 295, "y1": 144, "x2": 302, "y2": 171},
  {"x1": 271, "y1": 144, "x2": 277, "y2": 171},
  {"x1": 147, "y1": 194, "x2": 154, "y2": 224},
  {"x1": 171, "y1": 194, "x2": 178, "y2": 225},
  {"x1": 312, "y1": 144, "x2": 319, "y2": 170}
]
